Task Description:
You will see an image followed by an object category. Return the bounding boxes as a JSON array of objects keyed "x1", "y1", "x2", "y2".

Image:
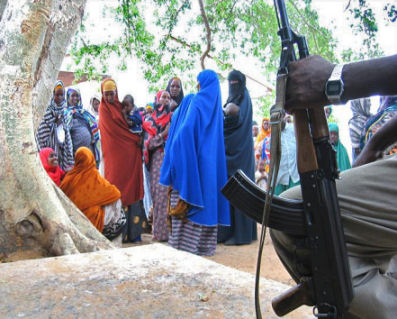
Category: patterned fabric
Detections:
[
  {"x1": 142, "y1": 94, "x2": 171, "y2": 166},
  {"x1": 260, "y1": 136, "x2": 271, "y2": 173},
  {"x1": 348, "y1": 98, "x2": 371, "y2": 149},
  {"x1": 361, "y1": 99, "x2": 397, "y2": 155},
  {"x1": 150, "y1": 150, "x2": 169, "y2": 241},
  {"x1": 255, "y1": 117, "x2": 270, "y2": 151},
  {"x1": 123, "y1": 202, "x2": 147, "y2": 242},
  {"x1": 103, "y1": 199, "x2": 126, "y2": 240},
  {"x1": 36, "y1": 80, "x2": 74, "y2": 171},
  {"x1": 64, "y1": 88, "x2": 101, "y2": 166},
  {"x1": 168, "y1": 218, "x2": 218, "y2": 256}
]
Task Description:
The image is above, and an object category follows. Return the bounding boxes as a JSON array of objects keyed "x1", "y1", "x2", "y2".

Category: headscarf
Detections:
[
  {"x1": 36, "y1": 80, "x2": 75, "y2": 171},
  {"x1": 348, "y1": 98, "x2": 371, "y2": 149},
  {"x1": 153, "y1": 90, "x2": 172, "y2": 128},
  {"x1": 255, "y1": 117, "x2": 271, "y2": 157},
  {"x1": 160, "y1": 70, "x2": 230, "y2": 227},
  {"x1": 60, "y1": 147, "x2": 121, "y2": 232},
  {"x1": 39, "y1": 147, "x2": 65, "y2": 186},
  {"x1": 225, "y1": 70, "x2": 246, "y2": 106},
  {"x1": 166, "y1": 77, "x2": 184, "y2": 107},
  {"x1": 64, "y1": 88, "x2": 101, "y2": 166},
  {"x1": 90, "y1": 94, "x2": 101, "y2": 117},
  {"x1": 223, "y1": 70, "x2": 255, "y2": 179},
  {"x1": 142, "y1": 90, "x2": 172, "y2": 165},
  {"x1": 161, "y1": 94, "x2": 195, "y2": 186},
  {"x1": 329, "y1": 123, "x2": 351, "y2": 172},
  {"x1": 98, "y1": 78, "x2": 143, "y2": 206}
]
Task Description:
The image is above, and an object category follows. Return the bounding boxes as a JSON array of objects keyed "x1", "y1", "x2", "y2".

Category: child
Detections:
[
  {"x1": 224, "y1": 102, "x2": 240, "y2": 116},
  {"x1": 223, "y1": 102, "x2": 240, "y2": 128},
  {"x1": 122, "y1": 95, "x2": 142, "y2": 134},
  {"x1": 39, "y1": 147, "x2": 65, "y2": 186},
  {"x1": 255, "y1": 159, "x2": 268, "y2": 191}
]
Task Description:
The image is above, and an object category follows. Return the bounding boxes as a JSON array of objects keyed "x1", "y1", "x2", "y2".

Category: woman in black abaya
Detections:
[{"x1": 218, "y1": 70, "x2": 257, "y2": 245}]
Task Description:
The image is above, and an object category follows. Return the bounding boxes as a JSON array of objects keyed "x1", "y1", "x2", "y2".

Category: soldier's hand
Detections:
[
  {"x1": 285, "y1": 55, "x2": 334, "y2": 112},
  {"x1": 353, "y1": 144, "x2": 383, "y2": 168}
]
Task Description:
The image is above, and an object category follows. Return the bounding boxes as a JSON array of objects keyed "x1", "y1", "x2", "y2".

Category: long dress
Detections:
[
  {"x1": 143, "y1": 93, "x2": 172, "y2": 242},
  {"x1": 218, "y1": 70, "x2": 257, "y2": 245},
  {"x1": 160, "y1": 70, "x2": 230, "y2": 256},
  {"x1": 64, "y1": 88, "x2": 101, "y2": 166},
  {"x1": 36, "y1": 80, "x2": 74, "y2": 171},
  {"x1": 150, "y1": 150, "x2": 169, "y2": 241},
  {"x1": 99, "y1": 79, "x2": 144, "y2": 242}
]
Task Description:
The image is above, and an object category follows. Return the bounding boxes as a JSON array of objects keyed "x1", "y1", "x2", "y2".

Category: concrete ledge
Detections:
[{"x1": 0, "y1": 244, "x2": 311, "y2": 318}]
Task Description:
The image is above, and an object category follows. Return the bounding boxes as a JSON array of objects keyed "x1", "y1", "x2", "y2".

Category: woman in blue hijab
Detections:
[{"x1": 160, "y1": 69, "x2": 230, "y2": 256}]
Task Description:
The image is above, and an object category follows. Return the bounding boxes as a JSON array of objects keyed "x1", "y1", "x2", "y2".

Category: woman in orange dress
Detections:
[{"x1": 60, "y1": 147, "x2": 126, "y2": 240}]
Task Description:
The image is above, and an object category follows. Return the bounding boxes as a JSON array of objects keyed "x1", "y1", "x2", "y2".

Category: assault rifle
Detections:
[{"x1": 222, "y1": 0, "x2": 353, "y2": 317}]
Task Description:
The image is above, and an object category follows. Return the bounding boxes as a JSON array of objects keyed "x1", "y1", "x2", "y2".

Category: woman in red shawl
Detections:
[
  {"x1": 99, "y1": 78, "x2": 146, "y2": 243},
  {"x1": 142, "y1": 90, "x2": 172, "y2": 241},
  {"x1": 60, "y1": 147, "x2": 126, "y2": 240},
  {"x1": 39, "y1": 147, "x2": 65, "y2": 186}
]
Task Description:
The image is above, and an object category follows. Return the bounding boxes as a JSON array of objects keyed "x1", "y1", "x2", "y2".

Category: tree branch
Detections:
[
  {"x1": 344, "y1": 0, "x2": 351, "y2": 12},
  {"x1": 198, "y1": 0, "x2": 212, "y2": 69},
  {"x1": 167, "y1": 34, "x2": 273, "y2": 92},
  {"x1": 287, "y1": 0, "x2": 328, "y2": 39}
]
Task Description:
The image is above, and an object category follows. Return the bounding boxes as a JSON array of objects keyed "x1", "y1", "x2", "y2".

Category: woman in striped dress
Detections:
[
  {"x1": 36, "y1": 81, "x2": 75, "y2": 171},
  {"x1": 160, "y1": 70, "x2": 230, "y2": 256}
]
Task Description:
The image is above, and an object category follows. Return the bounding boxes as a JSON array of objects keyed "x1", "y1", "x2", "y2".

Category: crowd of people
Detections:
[
  {"x1": 35, "y1": 62, "x2": 397, "y2": 260},
  {"x1": 36, "y1": 70, "x2": 259, "y2": 255}
]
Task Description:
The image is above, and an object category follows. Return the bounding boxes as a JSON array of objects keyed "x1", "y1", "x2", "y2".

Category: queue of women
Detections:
[{"x1": 36, "y1": 69, "x2": 257, "y2": 256}]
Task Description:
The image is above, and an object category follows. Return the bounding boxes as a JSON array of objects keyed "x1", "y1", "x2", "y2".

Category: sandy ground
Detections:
[{"x1": 125, "y1": 225, "x2": 295, "y2": 287}]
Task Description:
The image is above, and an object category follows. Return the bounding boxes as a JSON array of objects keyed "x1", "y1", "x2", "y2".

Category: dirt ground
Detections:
[{"x1": 126, "y1": 225, "x2": 295, "y2": 286}]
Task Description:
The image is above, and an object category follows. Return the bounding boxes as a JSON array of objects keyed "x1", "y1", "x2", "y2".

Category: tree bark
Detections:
[{"x1": 0, "y1": 0, "x2": 113, "y2": 261}]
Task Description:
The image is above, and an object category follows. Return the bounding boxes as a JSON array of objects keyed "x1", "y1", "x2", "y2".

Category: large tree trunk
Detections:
[{"x1": 0, "y1": 0, "x2": 113, "y2": 261}]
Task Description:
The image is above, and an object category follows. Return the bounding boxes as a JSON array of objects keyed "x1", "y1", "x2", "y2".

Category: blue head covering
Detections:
[
  {"x1": 161, "y1": 94, "x2": 195, "y2": 186},
  {"x1": 160, "y1": 70, "x2": 230, "y2": 226}
]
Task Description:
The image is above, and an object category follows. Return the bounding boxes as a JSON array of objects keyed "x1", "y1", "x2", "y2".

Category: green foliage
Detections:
[
  {"x1": 70, "y1": 0, "x2": 338, "y2": 100},
  {"x1": 344, "y1": 0, "x2": 397, "y2": 61},
  {"x1": 384, "y1": 4, "x2": 397, "y2": 22}
]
